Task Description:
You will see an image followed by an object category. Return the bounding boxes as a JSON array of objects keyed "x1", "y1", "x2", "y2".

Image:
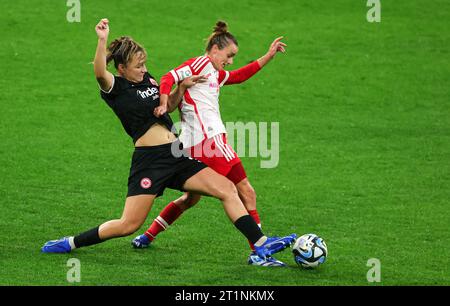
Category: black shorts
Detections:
[{"x1": 127, "y1": 141, "x2": 207, "y2": 197}]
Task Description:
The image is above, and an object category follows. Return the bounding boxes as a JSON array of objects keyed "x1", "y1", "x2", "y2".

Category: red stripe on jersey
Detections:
[
  {"x1": 192, "y1": 58, "x2": 207, "y2": 72},
  {"x1": 181, "y1": 57, "x2": 198, "y2": 69},
  {"x1": 191, "y1": 56, "x2": 204, "y2": 69},
  {"x1": 194, "y1": 57, "x2": 210, "y2": 74},
  {"x1": 183, "y1": 90, "x2": 207, "y2": 142}
]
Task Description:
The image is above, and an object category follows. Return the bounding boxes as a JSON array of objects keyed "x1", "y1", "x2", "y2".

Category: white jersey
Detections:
[
  {"x1": 160, "y1": 55, "x2": 261, "y2": 148},
  {"x1": 168, "y1": 56, "x2": 230, "y2": 148}
]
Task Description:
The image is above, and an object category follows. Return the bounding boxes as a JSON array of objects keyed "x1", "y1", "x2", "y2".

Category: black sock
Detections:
[
  {"x1": 233, "y1": 215, "x2": 264, "y2": 245},
  {"x1": 73, "y1": 226, "x2": 103, "y2": 248}
]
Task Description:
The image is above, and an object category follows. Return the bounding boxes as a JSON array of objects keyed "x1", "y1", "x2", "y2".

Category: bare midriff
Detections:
[{"x1": 135, "y1": 123, "x2": 177, "y2": 147}]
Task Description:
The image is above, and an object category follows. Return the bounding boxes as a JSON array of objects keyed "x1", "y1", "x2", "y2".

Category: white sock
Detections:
[
  {"x1": 254, "y1": 236, "x2": 268, "y2": 247},
  {"x1": 68, "y1": 236, "x2": 76, "y2": 250}
]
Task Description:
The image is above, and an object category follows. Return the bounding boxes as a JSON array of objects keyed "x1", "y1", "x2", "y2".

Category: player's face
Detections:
[
  {"x1": 120, "y1": 52, "x2": 147, "y2": 83},
  {"x1": 209, "y1": 43, "x2": 238, "y2": 71}
]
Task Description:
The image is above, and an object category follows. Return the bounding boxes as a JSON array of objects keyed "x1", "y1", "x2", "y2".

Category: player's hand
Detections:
[
  {"x1": 95, "y1": 18, "x2": 109, "y2": 40},
  {"x1": 266, "y1": 36, "x2": 287, "y2": 59},
  {"x1": 154, "y1": 104, "x2": 168, "y2": 117},
  {"x1": 180, "y1": 75, "x2": 208, "y2": 89}
]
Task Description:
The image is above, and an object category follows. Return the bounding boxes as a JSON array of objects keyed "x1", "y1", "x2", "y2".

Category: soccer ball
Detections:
[{"x1": 292, "y1": 233, "x2": 328, "y2": 268}]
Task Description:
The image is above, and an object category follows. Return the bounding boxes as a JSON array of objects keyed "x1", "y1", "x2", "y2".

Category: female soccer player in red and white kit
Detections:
[{"x1": 132, "y1": 21, "x2": 290, "y2": 266}]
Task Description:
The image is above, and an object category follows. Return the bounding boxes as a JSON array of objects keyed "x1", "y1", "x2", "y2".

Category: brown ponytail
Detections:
[
  {"x1": 205, "y1": 20, "x2": 238, "y2": 52},
  {"x1": 106, "y1": 36, "x2": 147, "y2": 69}
]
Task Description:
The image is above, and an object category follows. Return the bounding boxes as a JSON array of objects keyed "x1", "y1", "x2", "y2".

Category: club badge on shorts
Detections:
[{"x1": 140, "y1": 178, "x2": 152, "y2": 189}]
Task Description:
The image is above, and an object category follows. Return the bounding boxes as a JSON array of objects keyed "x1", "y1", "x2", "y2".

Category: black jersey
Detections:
[{"x1": 100, "y1": 72, "x2": 175, "y2": 143}]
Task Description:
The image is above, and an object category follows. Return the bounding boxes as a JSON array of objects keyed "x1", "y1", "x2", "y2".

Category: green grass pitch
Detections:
[{"x1": 0, "y1": 0, "x2": 449, "y2": 285}]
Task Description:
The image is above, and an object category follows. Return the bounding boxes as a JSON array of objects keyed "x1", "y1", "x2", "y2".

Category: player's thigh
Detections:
[{"x1": 182, "y1": 167, "x2": 236, "y2": 199}]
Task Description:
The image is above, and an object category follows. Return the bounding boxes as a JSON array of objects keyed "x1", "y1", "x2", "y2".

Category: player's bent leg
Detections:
[
  {"x1": 42, "y1": 194, "x2": 155, "y2": 253},
  {"x1": 235, "y1": 177, "x2": 273, "y2": 265},
  {"x1": 236, "y1": 180, "x2": 289, "y2": 267}
]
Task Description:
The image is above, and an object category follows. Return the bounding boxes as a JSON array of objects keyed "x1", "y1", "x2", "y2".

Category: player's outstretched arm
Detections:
[
  {"x1": 223, "y1": 37, "x2": 286, "y2": 86},
  {"x1": 257, "y1": 36, "x2": 287, "y2": 68},
  {"x1": 94, "y1": 18, "x2": 114, "y2": 92}
]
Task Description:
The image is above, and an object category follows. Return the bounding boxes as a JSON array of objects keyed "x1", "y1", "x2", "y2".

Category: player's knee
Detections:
[
  {"x1": 174, "y1": 194, "x2": 189, "y2": 210},
  {"x1": 184, "y1": 194, "x2": 201, "y2": 208},
  {"x1": 175, "y1": 193, "x2": 200, "y2": 210}
]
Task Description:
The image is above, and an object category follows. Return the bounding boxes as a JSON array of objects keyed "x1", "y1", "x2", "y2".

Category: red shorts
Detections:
[{"x1": 187, "y1": 134, "x2": 247, "y2": 185}]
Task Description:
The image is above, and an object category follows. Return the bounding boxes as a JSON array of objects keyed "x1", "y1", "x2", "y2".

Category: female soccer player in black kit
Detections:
[{"x1": 41, "y1": 19, "x2": 295, "y2": 263}]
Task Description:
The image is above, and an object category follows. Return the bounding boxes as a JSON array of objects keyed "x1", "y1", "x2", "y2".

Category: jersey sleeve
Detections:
[
  {"x1": 218, "y1": 61, "x2": 261, "y2": 86},
  {"x1": 100, "y1": 75, "x2": 127, "y2": 105},
  {"x1": 160, "y1": 56, "x2": 210, "y2": 95}
]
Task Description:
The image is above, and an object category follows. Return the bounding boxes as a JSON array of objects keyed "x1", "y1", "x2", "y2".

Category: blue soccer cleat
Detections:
[
  {"x1": 248, "y1": 252, "x2": 286, "y2": 267},
  {"x1": 41, "y1": 237, "x2": 72, "y2": 253},
  {"x1": 254, "y1": 234, "x2": 297, "y2": 259},
  {"x1": 131, "y1": 234, "x2": 151, "y2": 249}
]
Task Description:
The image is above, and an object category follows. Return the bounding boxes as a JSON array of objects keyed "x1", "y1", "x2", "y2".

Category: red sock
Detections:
[
  {"x1": 247, "y1": 209, "x2": 261, "y2": 251},
  {"x1": 145, "y1": 202, "x2": 183, "y2": 241}
]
